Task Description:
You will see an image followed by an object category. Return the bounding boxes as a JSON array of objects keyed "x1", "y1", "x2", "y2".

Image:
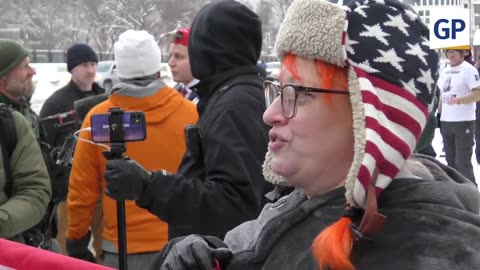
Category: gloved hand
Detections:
[
  {"x1": 66, "y1": 230, "x2": 96, "y2": 263},
  {"x1": 160, "y1": 235, "x2": 233, "y2": 270},
  {"x1": 104, "y1": 159, "x2": 152, "y2": 201}
]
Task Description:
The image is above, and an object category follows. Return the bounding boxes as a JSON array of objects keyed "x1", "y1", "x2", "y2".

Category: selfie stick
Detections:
[{"x1": 106, "y1": 108, "x2": 128, "y2": 270}]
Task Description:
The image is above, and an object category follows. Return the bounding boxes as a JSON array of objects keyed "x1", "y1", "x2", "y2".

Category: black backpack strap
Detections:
[{"x1": 0, "y1": 104, "x2": 17, "y2": 197}]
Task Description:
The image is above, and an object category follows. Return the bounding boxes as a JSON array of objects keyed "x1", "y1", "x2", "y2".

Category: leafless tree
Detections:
[
  {"x1": 0, "y1": 0, "x2": 280, "y2": 57},
  {"x1": 271, "y1": 0, "x2": 294, "y2": 24},
  {"x1": 3, "y1": 0, "x2": 73, "y2": 49}
]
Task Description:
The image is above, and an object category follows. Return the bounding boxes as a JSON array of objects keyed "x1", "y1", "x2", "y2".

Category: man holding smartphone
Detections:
[
  {"x1": 65, "y1": 30, "x2": 198, "y2": 268},
  {"x1": 104, "y1": 0, "x2": 272, "y2": 241}
]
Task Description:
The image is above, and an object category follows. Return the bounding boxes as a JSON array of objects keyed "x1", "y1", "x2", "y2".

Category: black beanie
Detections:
[{"x1": 66, "y1": 43, "x2": 98, "y2": 72}]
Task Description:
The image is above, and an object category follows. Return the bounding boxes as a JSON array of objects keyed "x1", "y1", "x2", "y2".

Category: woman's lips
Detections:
[
  {"x1": 268, "y1": 132, "x2": 288, "y2": 151},
  {"x1": 268, "y1": 140, "x2": 287, "y2": 151}
]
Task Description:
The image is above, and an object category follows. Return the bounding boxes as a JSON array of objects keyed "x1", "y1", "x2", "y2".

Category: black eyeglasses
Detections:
[{"x1": 264, "y1": 80, "x2": 349, "y2": 119}]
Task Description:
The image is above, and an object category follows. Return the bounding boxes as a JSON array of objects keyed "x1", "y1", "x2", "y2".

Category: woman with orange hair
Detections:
[{"x1": 151, "y1": 0, "x2": 480, "y2": 269}]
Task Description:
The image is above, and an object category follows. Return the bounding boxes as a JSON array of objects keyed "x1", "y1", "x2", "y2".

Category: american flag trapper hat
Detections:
[{"x1": 265, "y1": 0, "x2": 439, "y2": 212}]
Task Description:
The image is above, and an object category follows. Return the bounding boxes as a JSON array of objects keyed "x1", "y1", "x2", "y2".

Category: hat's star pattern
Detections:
[
  {"x1": 354, "y1": 5, "x2": 369, "y2": 17},
  {"x1": 374, "y1": 48, "x2": 405, "y2": 72},
  {"x1": 342, "y1": 0, "x2": 439, "y2": 106},
  {"x1": 360, "y1": 24, "x2": 390, "y2": 45},
  {"x1": 404, "y1": 9, "x2": 418, "y2": 21},
  {"x1": 421, "y1": 37, "x2": 430, "y2": 47},
  {"x1": 400, "y1": 79, "x2": 419, "y2": 95},
  {"x1": 384, "y1": 14, "x2": 409, "y2": 35},
  {"x1": 346, "y1": 37, "x2": 359, "y2": 55},
  {"x1": 406, "y1": 43, "x2": 428, "y2": 65},
  {"x1": 417, "y1": 68, "x2": 435, "y2": 94},
  {"x1": 352, "y1": 59, "x2": 380, "y2": 73}
]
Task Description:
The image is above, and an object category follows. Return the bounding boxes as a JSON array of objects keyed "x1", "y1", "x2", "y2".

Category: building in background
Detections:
[{"x1": 410, "y1": 0, "x2": 480, "y2": 61}]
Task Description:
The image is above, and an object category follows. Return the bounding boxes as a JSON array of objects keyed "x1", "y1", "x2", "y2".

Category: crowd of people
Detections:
[{"x1": 1, "y1": 0, "x2": 480, "y2": 269}]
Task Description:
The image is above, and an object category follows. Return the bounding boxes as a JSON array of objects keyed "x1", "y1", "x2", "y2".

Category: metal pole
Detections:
[
  {"x1": 107, "y1": 110, "x2": 129, "y2": 270},
  {"x1": 117, "y1": 200, "x2": 128, "y2": 270}
]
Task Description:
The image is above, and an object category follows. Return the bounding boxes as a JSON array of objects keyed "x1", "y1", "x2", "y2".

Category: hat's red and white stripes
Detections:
[{"x1": 350, "y1": 67, "x2": 429, "y2": 206}]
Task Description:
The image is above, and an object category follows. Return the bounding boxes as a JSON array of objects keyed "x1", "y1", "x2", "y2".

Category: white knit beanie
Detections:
[{"x1": 114, "y1": 30, "x2": 162, "y2": 79}]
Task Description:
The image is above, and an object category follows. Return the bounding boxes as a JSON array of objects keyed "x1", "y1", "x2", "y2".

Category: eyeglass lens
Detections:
[
  {"x1": 282, "y1": 85, "x2": 296, "y2": 118},
  {"x1": 264, "y1": 83, "x2": 297, "y2": 118},
  {"x1": 264, "y1": 83, "x2": 278, "y2": 108}
]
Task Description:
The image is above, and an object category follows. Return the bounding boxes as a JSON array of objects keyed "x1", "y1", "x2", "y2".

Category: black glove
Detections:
[
  {"x1": 66, "y1": 230, "x2": 96, "y2": 263},
  {"x1": 160, "y1": 235, "x2": 233, "y2": 270},
  {"x1": 104, "y1": 159, "x2": 153, "y2": 201}
]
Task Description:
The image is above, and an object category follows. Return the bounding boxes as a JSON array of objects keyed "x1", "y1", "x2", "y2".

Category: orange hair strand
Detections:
[
  {"x1": 312, "y1": 217, "x2": 355, "y2": 270},
  {"x1": 281, "y1": 54, "x2": 348, "y2": 108}
]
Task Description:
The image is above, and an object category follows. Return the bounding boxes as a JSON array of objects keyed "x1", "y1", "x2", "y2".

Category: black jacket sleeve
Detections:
[
  {"x1": 137, "y1": 88, "x2": 270, "y2": 238},
  {"x1": 39, "y1": 99, "x2": 63, "y2": 147}
]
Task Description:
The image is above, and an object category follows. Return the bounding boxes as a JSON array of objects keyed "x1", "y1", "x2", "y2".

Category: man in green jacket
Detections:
[
  {"x1": 0, "y1": 40, "x2": 41, "y2": 136},
  {"x1": 0, "y1": 39, "x2": 51, "y2": 243}
]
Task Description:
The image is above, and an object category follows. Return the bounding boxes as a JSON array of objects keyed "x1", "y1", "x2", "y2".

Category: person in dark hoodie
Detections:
[
  {"x1": 147, "y1": 0, "x2": 480, "y2": 269},
  {"x1": 40, "y1": 43, "x2": 105, "y2": 259},
  {"x1": 103, "y1": 0, "x2": 272, "y2": 240}
]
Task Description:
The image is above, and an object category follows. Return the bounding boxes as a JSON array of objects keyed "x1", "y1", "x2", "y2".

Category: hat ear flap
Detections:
[
  {"x1": 262, "y1": 149, "x2": 290, "y2": 186},
  {"x1": 344, "y1": 66, "x2": 366, "y2": 206}
]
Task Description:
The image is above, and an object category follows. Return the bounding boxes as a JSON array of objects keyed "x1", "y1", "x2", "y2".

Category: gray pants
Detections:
[
  {"x1": 103, "y1": 251, "x2": 158, "y2": 270},
  {"x1": 475, "y1": 117, "x2": 480, "y2": 162},
  {"x1": 440, "y1": 121, "x2": 476, "y2": 184}
]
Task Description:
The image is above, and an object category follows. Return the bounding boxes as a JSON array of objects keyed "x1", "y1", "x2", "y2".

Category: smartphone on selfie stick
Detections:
[{"x1": 90, "y1": 108, "x2": 147, "y2": 270}]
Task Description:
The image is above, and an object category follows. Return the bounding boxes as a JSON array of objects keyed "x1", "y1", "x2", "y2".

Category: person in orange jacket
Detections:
[{"x1": 65, "y1": 29, "x2": 198, "y2": 269}]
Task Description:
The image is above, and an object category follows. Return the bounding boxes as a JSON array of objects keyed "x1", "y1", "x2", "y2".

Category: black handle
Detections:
[{"x1": 117, "y1": 200, "x2": 128, "y2": 270}]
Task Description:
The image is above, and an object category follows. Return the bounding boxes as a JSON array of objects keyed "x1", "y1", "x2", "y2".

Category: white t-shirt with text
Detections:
[{"x1": 438, "y1": 61, "x2": 480, "y2": 122}]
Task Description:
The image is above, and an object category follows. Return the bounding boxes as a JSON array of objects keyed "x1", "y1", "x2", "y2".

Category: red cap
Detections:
[{"x1": 172, "y1": 28, "x2": 190, "y2": 46}]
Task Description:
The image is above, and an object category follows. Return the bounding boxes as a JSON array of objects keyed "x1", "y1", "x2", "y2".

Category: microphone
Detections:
[{"x1": 40, "y1": 110, "x2": 78, "y2": 127}]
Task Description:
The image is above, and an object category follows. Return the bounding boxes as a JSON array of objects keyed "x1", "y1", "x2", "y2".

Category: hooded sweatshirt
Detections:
[
  {"x1": 223, "y1": 154, "x2": 480, "y2": 269},
  {"x1": 188, "y1": 0, "x2": 262, "y2": 81},
  {"x1": 188, "y1": 0, "x2": 266, "y2": 116},
  {"x1": 136, "y1": 0, "x2": 272, "y2": 240},
  {"x1": 66, "y1": 80, "x2": 198, "y2": 253}
]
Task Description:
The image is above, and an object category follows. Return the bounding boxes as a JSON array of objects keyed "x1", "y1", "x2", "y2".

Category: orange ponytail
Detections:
[{"x1": 312, "y1": 217, "x2": 355, "y2": 270}]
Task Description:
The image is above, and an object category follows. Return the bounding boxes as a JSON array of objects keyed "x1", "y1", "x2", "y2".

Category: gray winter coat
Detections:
[{"x1": 224, "y1": 155, "x2": 480, "y2": 269}]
